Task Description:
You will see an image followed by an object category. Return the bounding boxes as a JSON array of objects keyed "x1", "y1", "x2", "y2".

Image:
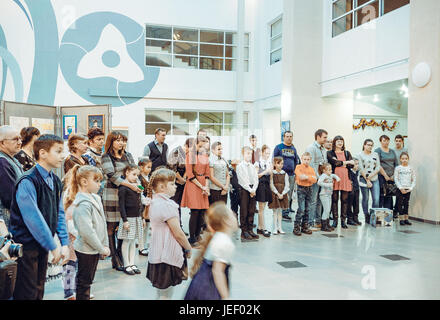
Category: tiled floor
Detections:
[{"x1": 44, "y1": 207, "x2": 440, "y2": 300}]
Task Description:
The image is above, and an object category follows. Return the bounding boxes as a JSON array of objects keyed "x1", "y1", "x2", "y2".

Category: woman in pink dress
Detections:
[
  {"x1": 181, "y1": 136, "x2": 210, "y2": 246},
  {"x1": 326, "y1": 136, "x2": 355, "y2": 229}
]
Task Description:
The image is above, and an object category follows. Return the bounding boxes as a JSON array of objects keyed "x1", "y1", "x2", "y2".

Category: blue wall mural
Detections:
[{"x1": 0, "y1": 0, "x2": 160, "y2": 106}]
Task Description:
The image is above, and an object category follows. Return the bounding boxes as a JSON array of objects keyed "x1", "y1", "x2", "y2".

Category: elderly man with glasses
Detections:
[{"x1": 0, "y1": 126, "x2": 24, "y2": 231}]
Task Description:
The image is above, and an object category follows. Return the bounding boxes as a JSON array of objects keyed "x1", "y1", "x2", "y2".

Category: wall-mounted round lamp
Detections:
[{"x1": 411, "y1": 62, "x2": 432, "y2": 88}]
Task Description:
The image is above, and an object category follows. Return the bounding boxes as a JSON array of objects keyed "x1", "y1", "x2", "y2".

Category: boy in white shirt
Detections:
[{"x1": 237, "y1": 147, "x2": 259, "y2": 241}]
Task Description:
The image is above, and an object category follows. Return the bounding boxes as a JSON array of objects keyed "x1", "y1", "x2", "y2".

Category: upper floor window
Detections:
[
  {"x1": 332, "y1": 0, "x2": 410, "y2": 37},
  {"x1": 270, "y1": 18, "x2": 282, "y2": 65},
  {"x1": 146, "y1": 25, "x2": 250, "y2": 72},
  {"x1": 145, "y1": 109, "x2": 249, "y2": 136}
]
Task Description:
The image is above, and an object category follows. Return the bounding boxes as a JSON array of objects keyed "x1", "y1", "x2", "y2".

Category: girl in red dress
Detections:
[{"x1": 181, "y1": 136, "x2": 210, "y2": 246}]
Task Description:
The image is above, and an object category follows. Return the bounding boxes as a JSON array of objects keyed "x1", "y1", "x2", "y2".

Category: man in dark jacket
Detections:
[
  {"x1": 273, "y1": 131, "x2": 301, "y2": 221},
  {"x1": 0, "y1": 126, "x2": 24, "y2": 230},
  {"x1": 143, "y1": 128, "x2": 169, "y2": 172}
]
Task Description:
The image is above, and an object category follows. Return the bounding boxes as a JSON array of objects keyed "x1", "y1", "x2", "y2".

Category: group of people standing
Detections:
[{"x1": 0, "y1": 122, "x2": 416, "y2": 301}]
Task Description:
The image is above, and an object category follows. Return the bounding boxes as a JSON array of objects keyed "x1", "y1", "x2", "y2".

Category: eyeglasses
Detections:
[{"x1": 366, "y1": 144, "x2": 373, "y2": 147}]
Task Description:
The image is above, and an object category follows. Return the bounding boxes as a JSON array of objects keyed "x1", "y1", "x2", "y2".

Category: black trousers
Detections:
[
  {"x1": 347, "y1": 189, "x2": 360, "y2": 221},
  {"x1": 189, "y1": 209, "x2": 206, "y2": 243},
  {"x1": 107, "y1": 221, "x2": 122, "y2": 268},
  {"x1": 230, "y1": 189, "x2": 240, "y2": 216},
  {"x1": 331, "y1": 190, "x2": 349, "y2": 222},
  {"x1": 239, "y1": 189, "x2": 256, "y2": 232},
  {"x1": 209, "y1": 189, "x2": 228, "y2": 205},
  {"x1": 13, "y1": 246, "x2": 48, "y2": 300},
  {"x1": 396, "y1": 190, "x2": 411, "y2": 216},
  {"x1": 75, "y1": 251, "x2": 100, "y2": 300},
  {"x1": 171, "y1": 183, "x2": 185, "y2": 227}
]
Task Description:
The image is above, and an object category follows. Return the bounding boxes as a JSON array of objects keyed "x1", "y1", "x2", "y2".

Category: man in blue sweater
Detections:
[
  {"x1": 273, "y1": 131, "x2": 301, "y2": 221},
  {"x1": 10, "y1": 134, "x2": 69, "y2": 300}
]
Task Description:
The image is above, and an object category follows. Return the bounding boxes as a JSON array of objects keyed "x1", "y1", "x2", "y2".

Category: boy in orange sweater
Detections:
[{"x1": 293, "y1": 152, "x2": 317, "y2": 236}]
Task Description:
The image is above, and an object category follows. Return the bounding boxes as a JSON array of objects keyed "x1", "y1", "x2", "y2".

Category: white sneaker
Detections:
[
  {"x1": 278, "y1": 229, "x2": 286, "y2": 234},
  {"x1": 272, "y1": 229, "x2": 279, "y2": 235}
]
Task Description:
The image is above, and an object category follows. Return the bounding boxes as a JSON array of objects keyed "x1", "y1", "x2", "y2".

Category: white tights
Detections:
[
  {"x1": 156, "y1": 286, "x2": 174, "y2": 300},
  {"x1": 139, "y1": 221, "x2": 150, "y2": 250},
  {"x1": 272, "y1": 208, "x2": 284, "y2": 233},
  {"x1": 121, "y1": 239, "x2": 136, "y2": 267}
]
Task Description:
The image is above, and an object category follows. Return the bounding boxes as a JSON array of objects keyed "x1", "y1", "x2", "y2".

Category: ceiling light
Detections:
[
  {"x1": 356, "y1": 92, "x2": 362, "y2": 99},
  {"x1": 373, "y1": 94, "x2": 379, "y2": 102},
  {"x1": 401, "y1": 84, "x2": 408, "y2": 93}
]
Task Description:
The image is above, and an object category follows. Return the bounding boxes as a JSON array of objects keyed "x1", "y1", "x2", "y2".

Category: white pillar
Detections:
[
  {"x1": 407, "y1": 0, "x2": 440, "y2": 223},
  {"x1": 281, "y1": 0, "x2": 353, "y2": 154},
  {"x1": 234, "y1": 0, "x2": 245, "y2": 159}
]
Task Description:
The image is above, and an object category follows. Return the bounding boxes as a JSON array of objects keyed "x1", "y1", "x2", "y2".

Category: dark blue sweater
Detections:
[{"x1": 273, "y1": 143, "x2": 301, "y2": 176}]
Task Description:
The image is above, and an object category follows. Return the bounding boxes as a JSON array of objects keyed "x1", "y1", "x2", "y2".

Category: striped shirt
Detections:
[{"x1": 148, "y1": 193, "x2": 184, "y2": 268}]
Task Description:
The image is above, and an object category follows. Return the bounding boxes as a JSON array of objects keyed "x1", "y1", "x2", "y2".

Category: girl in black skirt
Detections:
[
  {"x1": 146, "y1": 168, "x2": 192, "y2": 300},
  {"x1": 255, "y1": 145, "x2": 272, "y2": 237},
  {"x1": 185, "y1": 202, "x2": 238, "y2": 300}
]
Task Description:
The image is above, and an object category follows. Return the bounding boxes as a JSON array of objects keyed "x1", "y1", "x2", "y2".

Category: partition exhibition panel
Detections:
[{"x1": 0, "y1": 100, "x2": 111, "y2": 177}]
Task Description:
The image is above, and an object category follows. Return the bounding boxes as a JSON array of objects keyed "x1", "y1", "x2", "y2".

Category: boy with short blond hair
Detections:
[{"x1": 293, "y1": 152, "x2": 317, "y2": 236}]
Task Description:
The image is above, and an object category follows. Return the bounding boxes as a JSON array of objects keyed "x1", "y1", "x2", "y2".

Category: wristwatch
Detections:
[{"x1": 184, "y1": 249, "x2": 191, "y2": 254}]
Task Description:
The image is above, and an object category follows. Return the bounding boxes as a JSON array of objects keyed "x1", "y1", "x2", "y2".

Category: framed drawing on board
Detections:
[
  {"x1": 63, "y1": 115, "x2": 77, "y2": 139},
  {"x1": 87, "y1": 114, "x2": 105, "y2": 132},
  {"x1": 281, "y1": 120, "x2": 291, "y2": 140}
]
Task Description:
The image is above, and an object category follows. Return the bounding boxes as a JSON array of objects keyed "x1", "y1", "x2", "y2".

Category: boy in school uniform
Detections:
[
  {"x1": 293, "y1": 152, "x2": 317, "y2": 236},
  {"x1": 10, "y1": 134, "x2": 70, "y2": 300},
  {"x1": 236, "y1": 147, "x2": 259, "y2": 241}
]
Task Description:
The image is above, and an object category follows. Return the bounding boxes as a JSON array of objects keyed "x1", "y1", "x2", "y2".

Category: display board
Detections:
[{"x1": 0, "y1": 100, "x2": 112, "y2": 178}]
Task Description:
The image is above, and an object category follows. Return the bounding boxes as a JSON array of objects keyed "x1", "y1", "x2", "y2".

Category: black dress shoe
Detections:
[
  {"x1": 138, "y1": 248, "x2": 149, "y2": 256},
  {"x1": 404, "y1": 220, "x2": 412, "y2": 225},
  {"x1": 248, "y1": 230, "x2": 260, "y2": 239},
  {"x1": 341, "y1": 222, "x2": 348, "y2": 229},
  {"x1": 241, "y1": 231, "x2": 253, "y2": 240},
  {"x1": 347, "y1": 220, "x2": 357, "y2": 226},
  {"x1": 353, "y1": 219, "x2": 362, "y2": 226},
  {"x1": 131, "y1": 265, "x2": 141, "y2": 274},
  {"x1": 257, "y1": 229, "x2": 264, "y2": 235},
  {"x1": 262, "y1": 230, "x2": 271, "y2": 237},
  {"x1": 123, "y1": 266, "x2": 135, "y2": 275},
  {"x1": 400, "y1": 221, "x2": 405, "y2": 225}
]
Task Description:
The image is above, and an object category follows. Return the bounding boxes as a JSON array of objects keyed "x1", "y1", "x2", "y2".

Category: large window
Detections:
[
  {"x1": 332, "y1": 0, "x2": 409, "y2": 37},
  {"x1": 146, "y1": 25, "x2": 250, "y2": 72},
  {"x1": 145, "y1": 110, "x2": 249, "y2": 136},
  {"x1": 270, "y1": 18, "x2": 282, "y2": 65}
]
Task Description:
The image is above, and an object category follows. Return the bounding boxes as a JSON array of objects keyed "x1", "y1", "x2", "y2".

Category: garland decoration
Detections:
[{"x1": 353, "y1": 119, "x2": 398, "y2": 131}]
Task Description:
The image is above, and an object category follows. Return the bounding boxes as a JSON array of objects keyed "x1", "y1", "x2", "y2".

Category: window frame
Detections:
[
  {"x1": 144, "y1": 109, "x2": 249, "y2": 136},
  {"x1": 331, "y1": 0, "x2": 409, "y2": 37},
  {"x1": 145, "y1": 24, "x2": 250, "y2": 71},
  {"x1": 269, "y1": 16, "x2": 283, "y2": 65}
]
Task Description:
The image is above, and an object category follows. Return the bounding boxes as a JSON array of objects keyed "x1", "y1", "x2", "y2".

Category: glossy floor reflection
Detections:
[{"x1": 44, "y1": 207, "x2": 440, "y2": 300}]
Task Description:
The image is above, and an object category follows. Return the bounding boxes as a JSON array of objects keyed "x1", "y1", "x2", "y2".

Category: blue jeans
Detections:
[
  {"x1": 360, "y1": 179, "x2": 380, "y2": 215},
  {"x1": 308, "y1": 183, "x2": 322, "y2": 225},
  {"x1": 378, "y1": 175, "x2": 393, "y2": 209},
  {"x1": 295, "y1": 185, "x2": 312, "y2": 225}
]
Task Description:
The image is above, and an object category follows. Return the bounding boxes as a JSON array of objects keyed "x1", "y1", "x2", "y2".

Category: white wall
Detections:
[{"x1": 321, "y1": 1, "x2": 410, "y2": 97}]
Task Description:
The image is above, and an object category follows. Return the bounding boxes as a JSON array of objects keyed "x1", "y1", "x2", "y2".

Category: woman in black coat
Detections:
[{"x1": 327, "y1": 136, "x2": 355, "y2": 228}]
